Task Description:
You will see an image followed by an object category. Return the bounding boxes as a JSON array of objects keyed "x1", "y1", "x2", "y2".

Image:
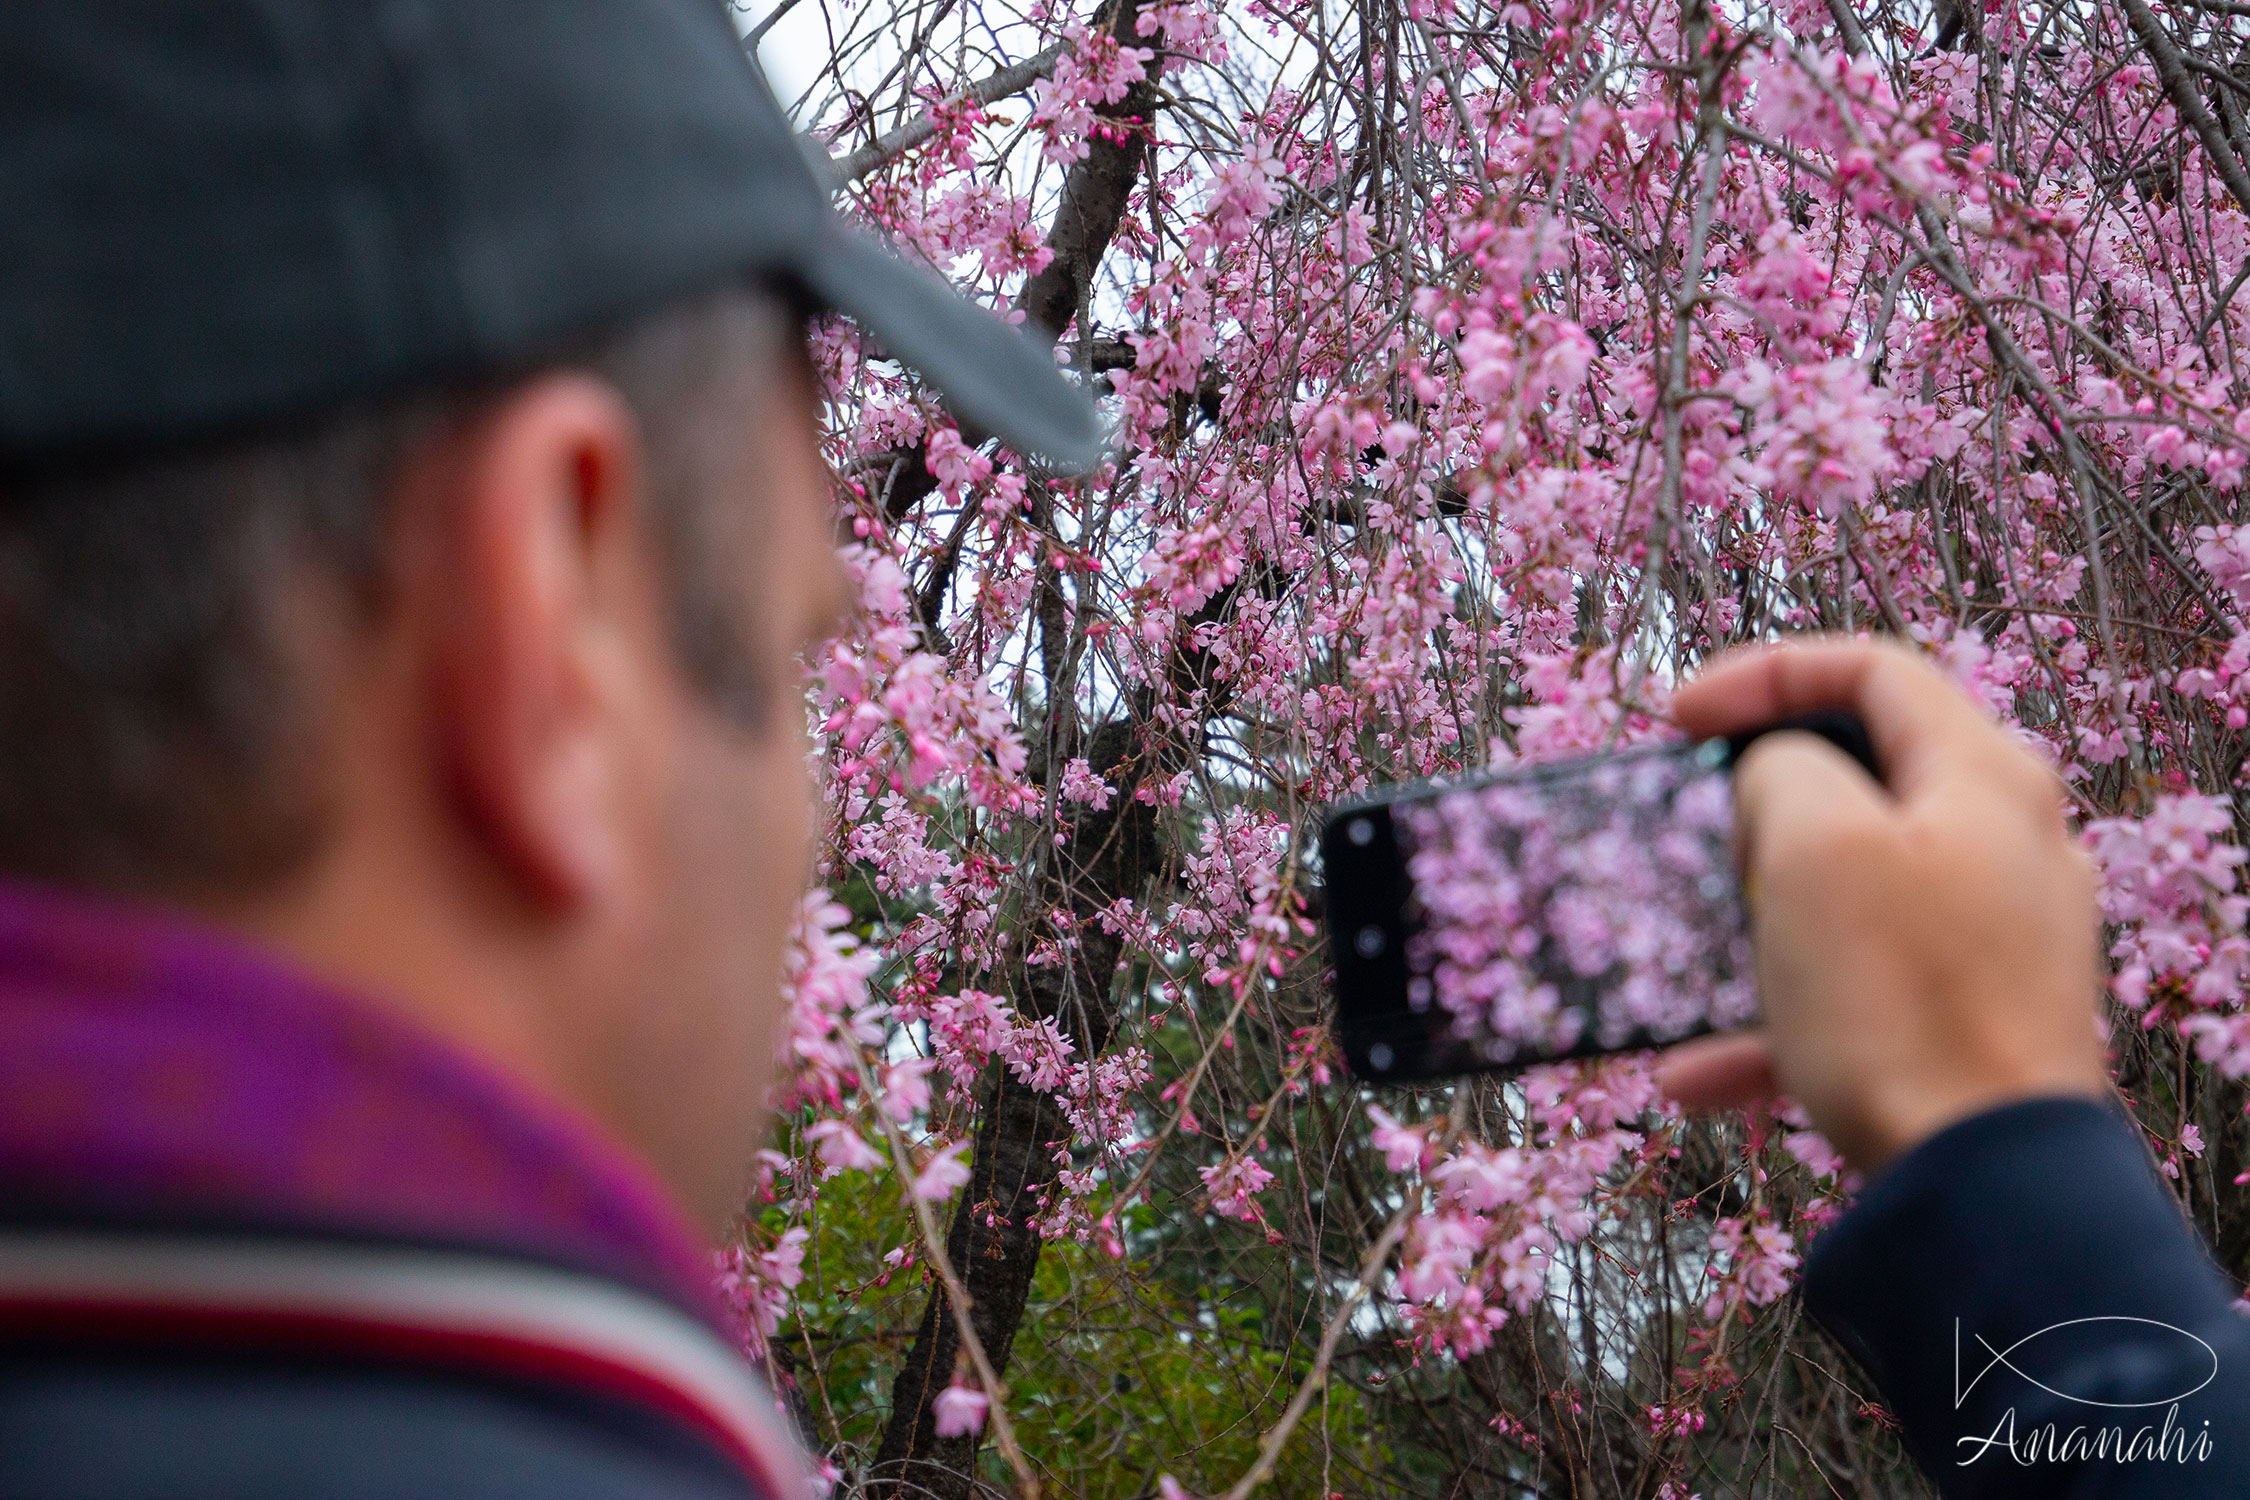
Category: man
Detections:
[
  {"x1": 0, "y1": 11, "x2": 2238, "y2": 1500},
  {"x1": 0, "y1": 3, "x2": 1095, "y2": 1495}
]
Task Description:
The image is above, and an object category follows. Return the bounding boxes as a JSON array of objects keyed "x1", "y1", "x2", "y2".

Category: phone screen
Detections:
[{"x1": 1321, "y1": 739, "x2": 1755, "y2": 1081}]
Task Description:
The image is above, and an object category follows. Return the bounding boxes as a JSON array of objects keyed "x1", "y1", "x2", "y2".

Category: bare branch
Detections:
[
  {"x1": 744, "y1": 0, "x2": 803, "y2": 51},
  {"x1": 824, "y1": 42, "x2": 1070, "y2": 187}
]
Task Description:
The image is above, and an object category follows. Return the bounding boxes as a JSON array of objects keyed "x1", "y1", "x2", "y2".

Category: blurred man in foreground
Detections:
[{"x1": 0, "y1": 3, "x2": 1094, "y2": 1495}]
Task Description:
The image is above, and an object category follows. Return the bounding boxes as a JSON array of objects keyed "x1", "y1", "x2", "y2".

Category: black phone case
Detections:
[{"x1": 1321, "y1": 714, "x2": 1876, "y2": 1083}]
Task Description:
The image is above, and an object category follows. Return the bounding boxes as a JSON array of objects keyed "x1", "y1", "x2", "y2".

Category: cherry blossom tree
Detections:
[{"x1": 726, "y1": 0, "x2": 2250, "y2": 1492}]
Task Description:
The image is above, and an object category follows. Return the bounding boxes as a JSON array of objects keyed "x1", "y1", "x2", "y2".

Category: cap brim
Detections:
[{"x1": 793, "y1": 223, "x2": 1107, "y2": 475}]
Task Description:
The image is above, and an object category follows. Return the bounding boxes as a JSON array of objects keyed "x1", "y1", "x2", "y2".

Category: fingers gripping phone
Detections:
[{"x1": 1321, "y1": 714, "x2": 1878, "y2": 1082}]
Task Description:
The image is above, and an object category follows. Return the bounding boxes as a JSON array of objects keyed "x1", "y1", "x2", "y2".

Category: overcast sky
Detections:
[{"x1": 733, "y1": 0, "x2": 829, "y2": 117}]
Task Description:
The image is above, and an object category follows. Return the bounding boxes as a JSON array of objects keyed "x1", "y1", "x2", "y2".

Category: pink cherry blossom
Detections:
[
  {"x1": 912, "y1": 1142, "x2": 975, "y2": 1202},
  {"x1": 932, "y1": 1382, "x2": 991, "y2": 1438},
  {"x1": 1198, "y1": 1156, "x2": 1275, "y2": 1221}
]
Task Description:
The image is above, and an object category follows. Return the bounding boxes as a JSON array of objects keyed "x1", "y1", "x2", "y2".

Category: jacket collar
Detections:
[{"x1": 0, "y1": 877, "x2": 731, "y2": 1337}]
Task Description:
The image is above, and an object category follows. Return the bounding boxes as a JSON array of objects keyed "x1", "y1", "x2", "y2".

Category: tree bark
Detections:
[{"x1": 1012, "y1": 0, "x2": 1159, "y2": 341}]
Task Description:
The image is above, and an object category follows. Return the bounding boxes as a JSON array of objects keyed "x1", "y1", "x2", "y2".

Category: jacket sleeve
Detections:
[{"x1": 1801, "y1": 1095, "x2": 2250, "y2": 1499}]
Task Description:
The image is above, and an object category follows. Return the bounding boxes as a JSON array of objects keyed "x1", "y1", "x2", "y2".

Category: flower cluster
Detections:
[{"x1": 2087, "y1": 796, "x2": 2250, "y2": 1072}]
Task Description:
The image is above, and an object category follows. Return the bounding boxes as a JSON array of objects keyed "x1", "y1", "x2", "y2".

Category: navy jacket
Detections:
[
  {"x1": 1804, "y1": 1096, "x2": 2250, "y2": 1497},
  {"x1": 3, "y1": 1314, "x2": 766, "y2": 1499}
]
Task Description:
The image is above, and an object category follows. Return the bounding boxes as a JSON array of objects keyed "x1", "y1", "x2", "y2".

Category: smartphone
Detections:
[{"x1": 1320, "y1": 714, "x2": 1876, "y2": 1082}]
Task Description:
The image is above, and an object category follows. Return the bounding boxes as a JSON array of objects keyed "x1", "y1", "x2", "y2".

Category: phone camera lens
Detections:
[
  {"x1": 1346, "y1": 817, "x2": 1376, "y2": 846},
  {"x1": 1367, "y1": 1042, "x2": 1394, "y2": 1071},
  {"x1": 1354, "y1": 926, "x2": 1387, "y2": 958}
]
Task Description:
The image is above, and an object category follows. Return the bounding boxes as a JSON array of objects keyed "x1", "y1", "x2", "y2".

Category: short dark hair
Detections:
[{"x1": 0, "y1": 284, "x2": 797, "y2": 895}]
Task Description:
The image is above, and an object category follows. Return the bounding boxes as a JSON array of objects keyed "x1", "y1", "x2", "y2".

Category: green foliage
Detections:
[{"x1": 767, "y1": 1160, "x2": 1393, "y2": 1499}]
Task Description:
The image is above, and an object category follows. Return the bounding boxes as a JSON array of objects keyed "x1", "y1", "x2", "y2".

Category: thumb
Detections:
[{"x1": 1730, "y1": 728, "x2": 1892, "y2": 906}]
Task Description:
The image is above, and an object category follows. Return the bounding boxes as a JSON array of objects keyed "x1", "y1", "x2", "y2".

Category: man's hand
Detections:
[{"x1": 1657, "y1": 638, "x2": 2111, "y2": 1172}]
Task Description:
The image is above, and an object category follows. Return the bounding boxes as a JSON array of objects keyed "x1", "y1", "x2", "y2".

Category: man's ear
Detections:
[{"x1": 428, "y1": 373, "x2": 662, "y2": 915}]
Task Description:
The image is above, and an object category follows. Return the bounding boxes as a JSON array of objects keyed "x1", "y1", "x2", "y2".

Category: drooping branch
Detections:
[
  {"x1": 2122, "y1": 0, "x2": 2250, "y2": 216},
  {"x1": 1014, "y1": 0, "x2": 1160, "y2": 337}
]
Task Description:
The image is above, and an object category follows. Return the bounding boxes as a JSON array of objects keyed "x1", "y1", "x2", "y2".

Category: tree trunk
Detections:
[
  {"x1": 871, "y1": 1068, "x2": 1078, "y2": 1498},
  {"x1": 867, "y1": 6, "x2": 1166, "y2": 1488},
  {"x1": 871, "y1": 715, "x2": 1161, "y2": 1496}
]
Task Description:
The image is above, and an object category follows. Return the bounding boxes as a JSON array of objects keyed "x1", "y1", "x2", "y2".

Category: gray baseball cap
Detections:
[{"x1": 0, "y1": 0, "x2": 1103, "y2": 471}]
